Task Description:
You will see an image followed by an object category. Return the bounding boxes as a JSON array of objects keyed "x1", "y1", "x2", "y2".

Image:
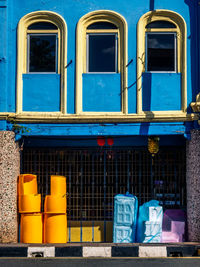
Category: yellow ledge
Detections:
[{"x1": 0, "y1": 112, "x2": 198, "y2": 123}]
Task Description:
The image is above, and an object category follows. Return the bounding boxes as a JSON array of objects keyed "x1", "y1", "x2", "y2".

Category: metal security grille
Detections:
[{"x1": 22, "y1": 147, "x2": 186, "y2": 222}]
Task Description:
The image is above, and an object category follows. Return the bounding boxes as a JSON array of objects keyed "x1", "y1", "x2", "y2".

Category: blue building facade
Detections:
[{"x1": 0, "y1": 0, "x2": 200, "y2": 243}]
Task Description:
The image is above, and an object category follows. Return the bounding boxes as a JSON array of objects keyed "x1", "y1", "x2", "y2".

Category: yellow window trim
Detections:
[
  {"x1": 16, "y1": 11, "x2": 67, "y2": 114},
  {"x1": 27, "y1": 30, "x2": 58, "y2": 33},
  {"x1": 76, "y1": 10, "x2": 128, "y2": 115},
  {"x1": 137, "y1": 10, "x2": 187, "y2": 114}
]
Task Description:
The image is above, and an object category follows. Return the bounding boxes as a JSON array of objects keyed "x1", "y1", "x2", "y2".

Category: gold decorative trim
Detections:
[
  {"x1": 137, "y1": 10, "x2": 187, "y2": 113},
  {"x1": 76, "y1": 10, "x2": 128, "y2": 115},
  {"x1": 17, "y1": 11, "x2": 67, "y2": 114},
  {"x1": 191, "y1": 93, "x2": 200, "y2": 112}
]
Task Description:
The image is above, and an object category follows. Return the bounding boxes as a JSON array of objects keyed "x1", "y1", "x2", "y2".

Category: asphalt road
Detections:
[{"x1": 1, "y1": 258, "x2": 200, "y2": 267}]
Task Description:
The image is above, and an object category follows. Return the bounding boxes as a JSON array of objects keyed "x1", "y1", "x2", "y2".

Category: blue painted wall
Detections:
[
  {"x1": 4, "y1": 119, "x2": 189, "y2": 145},
  {"x1": 0, "y1": 1, "x2": 7, "y2": 112},
  {"x1": 185, "y1": 0, "x2": 199, "y2": 105},
  {"x1": 142, "y1": 73, "x2": 181, "y2": 111},
  {"x1": 23, "y1": 74, "x2": 60, "y2": 112},
  {"x1": 3, "y1": 0, "x2": 194, "y2": 112},
  {"x1": 82, "y1": 74, "x2": 121, "y2": 112},
  {"x1": 0, "y1": 0, "x2": 199, "y2": 140},
  {"x1": 6, "y1": 122, "x2": 185, "y2": 137}
]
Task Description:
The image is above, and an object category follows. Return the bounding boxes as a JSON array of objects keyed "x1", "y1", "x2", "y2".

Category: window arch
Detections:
[
  {"x1": 17, "y1": 11, "x2": 67, "y2": 114},
  {"x1": 76, "y1": 10, "x2": 128, "y2": 114},
  {"x1": 137, "y1": 10, "x2": 187, "y2": 114}
]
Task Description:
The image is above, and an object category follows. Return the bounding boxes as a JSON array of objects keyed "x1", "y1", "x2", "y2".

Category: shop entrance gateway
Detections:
[{"x1": 22, "y1": 147, "x2": 186, "y2": 242}]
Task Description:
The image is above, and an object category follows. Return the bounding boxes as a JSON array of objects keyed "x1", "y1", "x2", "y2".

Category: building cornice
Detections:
[{"x1": 0, "y1": 112, "x2": 198, "y2": 124}]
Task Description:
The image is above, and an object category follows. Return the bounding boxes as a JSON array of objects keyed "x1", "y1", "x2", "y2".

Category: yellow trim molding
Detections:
[
  {"x1": 17, "y1": 11, "x2": 67, "y2": 114},
  {"x1": 0, "y1": 112, "x2": 198, "y2": 124},
  {"x1": 191, "y1": 93, "x2": 200, "y2": 112},
  {"x1": 76, "y1": 10, "x2": 128, "y2": 115},
  {"x1": 137, "y1": 10, "x2": 187, "y2": 114}
]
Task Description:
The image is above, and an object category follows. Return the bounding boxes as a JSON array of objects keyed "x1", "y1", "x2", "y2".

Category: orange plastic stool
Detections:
[
  {"x1": 44, "y1": 195, "x2": 67, "y2": 213},
  {"x1": 18, "y1": 174, "x2": 38, "y2": 195},
  {"x1": 20, "y1": 213, "x2": 43, "y2": 243},
  {"x1": 50, "y1": 175, "x2": 66, "y2": 195},
  {"x1": 18, "y1": 194, "x2": 41, "y2": 213},
  {"x1": 44, "y1": 214, "x2": 67, "y2": 243}
]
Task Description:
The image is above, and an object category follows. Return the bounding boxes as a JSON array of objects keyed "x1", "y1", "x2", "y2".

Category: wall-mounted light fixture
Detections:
[{"x1": 148, "y1": 136, "x2": 160, "y2": 157}]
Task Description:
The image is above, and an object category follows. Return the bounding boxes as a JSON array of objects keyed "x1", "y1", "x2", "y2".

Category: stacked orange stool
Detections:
[
  {"x1": 18, "y1": 174, "x2": 42, "y2": 243},
  {"x1": 43, "y1": 175, "x2": 67, "y2": 243}
]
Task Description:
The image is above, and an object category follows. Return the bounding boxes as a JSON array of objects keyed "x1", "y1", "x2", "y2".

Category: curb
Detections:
[{"x1": 0, "y1": 244, "x2": 199, "y2": 258}]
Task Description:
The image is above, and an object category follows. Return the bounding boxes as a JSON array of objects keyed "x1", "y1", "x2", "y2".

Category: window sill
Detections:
[
  {"x1": 144, "y1": 71, "x2": 178, "y2": 74},
  {"x1": 84, "y1": 72, "x2": 119, "y2": 74},
  {"x1": 0, "y1": 111, "x2": 197, "y2": 123},
  {"x1": 26, "y1": 72, "x2": 58, "y2": 74}
]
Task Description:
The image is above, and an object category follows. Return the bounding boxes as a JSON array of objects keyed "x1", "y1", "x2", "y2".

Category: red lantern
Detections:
[
  {"x1": 107, "y1": 138, "x2": 114, "y2": 146},
  {"x1": 97, "y1": 137, "x2": 105, "y2": 146}
]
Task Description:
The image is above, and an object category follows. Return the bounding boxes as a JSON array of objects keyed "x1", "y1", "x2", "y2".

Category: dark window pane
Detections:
[
  {"x1": 147, "y1": 33, "x2": 175, "y2": 71},
  {"x1": 88, "y1": 34, "x2": 117, "y2": 72},
  {"x1": 29, "y1": 34, "x2": 57, "y2": 72},
  {"x1": 87, "y1": 22, "x2": 117, "y2": 29},
  {"x1": 28, "y1": 22, "x2": 57, "y2": 30},
  {"x1": 146, "y1": 20, "x2": 176, "y2": 29}
]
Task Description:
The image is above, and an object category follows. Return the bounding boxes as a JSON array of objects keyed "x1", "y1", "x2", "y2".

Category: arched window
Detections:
[
  {"x1": 27, "y1": 22, "x2": 58, "y2": 73},
  {"x1": 86, "y1": 22, "x2": 118, "y2": 73},
  {"x1": 76, "y1": 10, "x2": 127, "y2": 114},
  {"x1": 137, "y1": 10, "x2": 187, "y2": 114},
  {"x1": 145, "y1": 21, "x2": 177, "y2": 72},
  {"x1": 17, "y1": 11, "x2": 67, "y2": 114}
]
